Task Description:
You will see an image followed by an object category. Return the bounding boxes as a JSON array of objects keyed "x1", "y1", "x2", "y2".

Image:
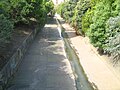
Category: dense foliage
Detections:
[
  {"x1": 88, "y1": 0, "x2": 111, "y2": 51},
  {"x1": 57, "y1": 0, "x2": 90, "y2": 35},
  {"x1": 0, "y1": 14, "x2": 13, "y2": 47},
  {"x1": 57, "y1": 0, "x2": 120, "y2": 62},
  {"x1": 57, "y1": 1, "x2": 76, "y2": 24},
  {"x1": 106, "y1": 15, "x2": 120, "y2": 61},
  {"x1": 0, "y1": 0, "x2": 54, "y2": 47},
  {"x1": 73, "y1": 0, "x2": 90, "y2": 35},
  {"x1": 0, "y1": 0, "x2": 54, "y2": 23}
]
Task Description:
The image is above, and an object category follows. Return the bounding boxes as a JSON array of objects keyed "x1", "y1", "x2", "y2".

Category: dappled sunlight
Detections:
[
  {"x1": 45, "y1": 24, "x2": 57, "y2": 28},
  {"x1": 6, "y1": 16, "x2": 76, "y2": 90},
  {"x1": 23, "y1": 31, "x2": 30, "y2": 35}
]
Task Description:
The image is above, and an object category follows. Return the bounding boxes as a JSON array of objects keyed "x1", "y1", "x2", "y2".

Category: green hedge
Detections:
[
  {"x1": 56, "y1": 1, "x2": 76, "y2": 23},
  {"x1": 0, "y1": 0, "x2": 54, "y2": 24},
  {"x1": 73, "y1": 0, "x2": 90, "y2": 35},
  {"x1": 57, "y1": 0, "x2": 120, "y2": 62},
  {"x1": 0, "y1": 14, "x2": 13, "y2": 47},
  {"x1": 105, "y1": 15, "x2": 120, "y2": 62},
  {"x1": 0, "y1": 0, "x2": 54, "y2": 48},
  {"x1": 88, "y1": 1, "x2": 111, "y2": 51}
]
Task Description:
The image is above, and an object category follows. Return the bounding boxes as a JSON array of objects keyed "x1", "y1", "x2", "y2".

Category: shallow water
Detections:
[{"x1": 61, "y1": 29, "x2": 94, "y2": 90}]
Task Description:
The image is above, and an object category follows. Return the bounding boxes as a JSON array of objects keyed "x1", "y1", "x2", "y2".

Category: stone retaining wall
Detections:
[{"x1": 0, "y1": 27, "x2": 40, "y2": 90}]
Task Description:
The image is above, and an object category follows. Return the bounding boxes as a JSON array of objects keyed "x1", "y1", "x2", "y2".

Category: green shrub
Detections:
[
  {"x1": 0, "y1": 0, "x2": 54, "y2": 25},
  {"x1": 45, "y1": 0, "x2": 54, "y2": 13},
  {"x1": 56, "y1": 1, "x2": 77, "y2": 24},
  {"x1": 72, "y1": 0, "x2": 90, "y2": 35},
  {"x1": 0, "y1": 14, "x2": 13, "y2": 47},
  {"x1": 111, "y1": 0, "x2": 120, "y2": 16},
  {"x1": 31, "y1": 0, "x2": 54, "y2": 24},
  {"x1": 88, "y1": 1, "x2": 112, "y2": 51},
  {"x1": 82, "y1": 8, "x2": 93, "y2": 35},
  {"x1": 81, "y1": 0, "x2": 99, "y2": 36},
  {"x1": 0, "y1": 0, "x2": 11, "y2": 17},
  {"x1": 106, "y1": 16, "x2": 120, "y2": 40},
  {"x1": 0, "y1": 0, "x2": 54, "y2": 47},
  {"x1": 56, "y1": 2, "x2": 65, "y2": 16},
  {"x1": 0, "y1": 0, "x2": 34, "y2": 23},
  {"x1": 57, "y1": 0, "x2": 120, "y2": 62},
  {"x1": 106, "y1": 33, "x2": 120, "y2": 62},
  {"x1": 105, "y1": 15, "x2": 120, "y2": 61},
  {"x1": 62, "y1": 1, "x2": 76, "y2": 23},
  {"x1": 10, "y1": 0, "x2": 33, "y2": 23}
]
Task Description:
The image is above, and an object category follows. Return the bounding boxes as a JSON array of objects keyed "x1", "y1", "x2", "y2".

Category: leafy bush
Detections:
[
  {"x1": 45, "y1": 0, "x2": 54, "y2": 13},
  {"x1": 111, "y1": 0, "x2": 120, "y2": 16},
  {"x1": 81, "y1": 0, "x2": 99, "y2": 36},
  {"x1": 106, "y1": 16, "x2": 120, "y2": 40},
  {"x1": 0, "y1": 0, "x2": 11, "y2": 17},
  {"x1": 56, "y1": 1, "x2": 77, "y2": 23},
  {"x1": 105, "y1": 15, "x2": 120, "y2": 61},
  {"x1": 56, "y1": 0, "x2": 90, "y2": 35},
  {"x1": 56, "y1": 2, "x2": 65, "y2": 16},
  {"x1": 0, "y1": 0, "x2": 54, "y2": 47},
  {"x1": 88, "y1": 1, "x2": 112, "y2": 51},
  {"x1": 0, "y1": 14, "x2": 13, "y2": 47},
  {"x1": 82, "y1": 8, "x2": 93, "y2": 35},
  {"x1": 30, "y1": 0, "x2": 54, "y2": 24},
  {"x1": 0, "y1": 0, "x2": 34, "y2": 23},
  {"x1": 71, "y1": 0, "x2": 90, "y2": 35},
  {"x1": 63, "y1": 1, "x2": 76, "y2": 23},
  {"x1": 0, "y1": 0, "x2": 54, "y2": 24},
  {"x1": 57, "y1": 0, "x2": 120, "y2": 62},
  {"x1": 106, "y1": 34, "x2": 120, "y2": 62}
]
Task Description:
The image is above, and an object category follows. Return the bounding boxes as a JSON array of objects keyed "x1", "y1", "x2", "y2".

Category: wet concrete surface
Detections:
[{"x1": 6, "y1": 17, "x2": 76, "y2": 90}]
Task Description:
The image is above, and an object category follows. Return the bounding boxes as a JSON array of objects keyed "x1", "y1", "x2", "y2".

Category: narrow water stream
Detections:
[{"x1": 61, "y1": 28, "x2": 94, "y2": 90}]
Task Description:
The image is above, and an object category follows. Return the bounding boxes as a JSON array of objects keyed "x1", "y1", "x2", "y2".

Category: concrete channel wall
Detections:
[{"x1": 0, "y1": 27, "x2": 41, "y2": 90}]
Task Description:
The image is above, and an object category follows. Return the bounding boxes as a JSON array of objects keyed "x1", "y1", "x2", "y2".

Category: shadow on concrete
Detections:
[{"x1": 6, "y1": 17, "x2": 76, "y2": 90}]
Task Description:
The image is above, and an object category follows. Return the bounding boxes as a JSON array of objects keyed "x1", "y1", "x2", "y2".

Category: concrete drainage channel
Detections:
[{"x1": 56, "y1": 18, "x2": 95, "y2": 90}]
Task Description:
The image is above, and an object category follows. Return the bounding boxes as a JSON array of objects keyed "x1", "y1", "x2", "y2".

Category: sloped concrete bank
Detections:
[
  {"x1": 0, "y1": 25, "x2": 43, "y2": 90},
  {"x1": 56, "y1": 14, "x2": 120, "y2": 90}
]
